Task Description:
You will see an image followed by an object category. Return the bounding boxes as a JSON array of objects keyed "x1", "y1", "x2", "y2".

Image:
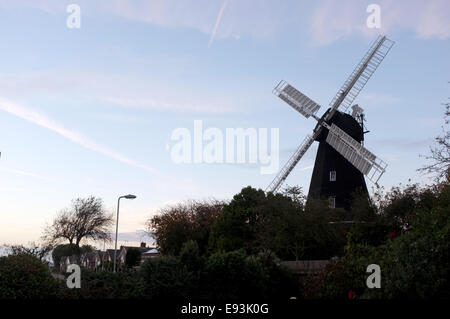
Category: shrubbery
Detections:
[
  {"x1": 59, "y1": 268, "x2": 145, "y2": 299},
  {"x1": 139, "y1": 242, "x2": 296, "y2": 300},
  {"x1": 307, "y1": 182, "x2": 450, "y2": 299},
  {"x1": 0, "y1": 254, "x2": 58, "y2": 299}
]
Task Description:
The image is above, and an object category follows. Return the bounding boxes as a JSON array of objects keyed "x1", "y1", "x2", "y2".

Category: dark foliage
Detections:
[
  {"x1": 147, "y1": 200, "x2": 223, "y2": 256},
  {"x1": 0, "y1": 254, "x2": 58, "y2": 299}
]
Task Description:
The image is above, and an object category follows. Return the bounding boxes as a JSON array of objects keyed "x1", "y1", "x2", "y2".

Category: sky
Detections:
[{"x1": 0, "y1": 0, "x2": 449, "y2": 247}]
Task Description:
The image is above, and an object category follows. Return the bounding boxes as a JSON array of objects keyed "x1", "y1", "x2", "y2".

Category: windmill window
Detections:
[
  {"x1": 329, "y1": 170, "x2": 336, "y2": 182},
  {"x1": 329, "y1": 196, "x2": 336, "y2": 209}
]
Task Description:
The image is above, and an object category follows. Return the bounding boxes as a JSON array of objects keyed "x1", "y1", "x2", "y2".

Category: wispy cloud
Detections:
[
  {"x1": 103, "y1": 96, "x2": 237, "y2": 114},
  {"x1": 209, "y1": 0, "x2": 229, "y2": 47},
  {"x1": 0, "y1": 98, "x2": 162, "y2": 176},
  {"x1": 0, "y1": 166, "x2": 47, "y2": 181},
  {"x1": 358, "y1": 92, "x2": 402, "y2": 107},
  {"x1": 370, "y1": 137, "x2": 433, "y2": 152},
  {"x1": 310, "y1": 0, "x2": 450, "y2": 45},
  {"x1": 1, "y1": 0, "x2": 448, "y2": 46}
]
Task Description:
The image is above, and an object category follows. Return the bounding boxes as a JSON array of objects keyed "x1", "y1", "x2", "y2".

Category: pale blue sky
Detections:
[{"x1": 0, "y1": 0, "x2": 449, "y2": 247}]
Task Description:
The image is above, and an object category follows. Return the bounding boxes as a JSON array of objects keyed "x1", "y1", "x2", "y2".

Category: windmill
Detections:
[{"x1": 267, "y1": 35, "x2": 395, "y2": 209}]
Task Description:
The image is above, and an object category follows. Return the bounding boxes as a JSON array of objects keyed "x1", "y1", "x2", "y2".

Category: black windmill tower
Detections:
[{"x1": 266, "y1": 35, "x2": 395, "y2": 210}]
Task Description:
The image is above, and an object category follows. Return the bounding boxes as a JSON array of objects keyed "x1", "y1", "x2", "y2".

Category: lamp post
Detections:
[{"x1": 113, "y1": 194, "x2": 136, "y2": 273}]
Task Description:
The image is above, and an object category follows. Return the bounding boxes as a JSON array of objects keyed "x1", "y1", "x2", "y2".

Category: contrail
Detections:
[
  {"x1": 0, "y1": 166, "x2": 47, "y2": 181},
  {"x1": 0, "y1": 98, "x2": 162, "y2": 176},
  {"x1": 208, "y1": 0, "x2": 229, "y2": 47}
]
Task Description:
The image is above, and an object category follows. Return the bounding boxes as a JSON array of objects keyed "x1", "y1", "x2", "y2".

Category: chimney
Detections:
[{"x1": 140, "y1": 242, "x2": 146, "y2": 248}]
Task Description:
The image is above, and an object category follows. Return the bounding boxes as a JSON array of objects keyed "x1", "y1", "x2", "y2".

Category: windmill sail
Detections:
[
  {"x1": 326, "y1": 35, "x2": 395, "y2": 120},
  {"x1": 325, "y1": 123, "x2": 387, "y2": 184},
  {"x1": 266, "y1": 134, "x2": 315, "y2": 193},
  {"x1": 273, "y1": 80, "x2": 321, "y2": 118}
]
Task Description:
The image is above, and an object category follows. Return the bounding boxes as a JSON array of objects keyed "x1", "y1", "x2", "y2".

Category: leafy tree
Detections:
[
  {"x1": 209, "y1": 186, "x2": 344, "y2": 260},
  {"x1": 43, "y1": 196, "x2": 113, "y2": 250},
  {"x1": 147, "y1": 200, "x2": 223, "y2": 255},
  {"x1": 52, "y1": 243, "x2": 95, "y2": 269},
  {"x1": 282, "y1": 185, "x2": 307, "y2": 209},
  {"x1": 208, "y1": 187, "x2": 278, "y2": 253},
  {"x1": 179, "y1": 240, "x2": 203, "y2": 271},
  {"x1": 52, "y1": 244, "x2": 77, "y2": 269}
]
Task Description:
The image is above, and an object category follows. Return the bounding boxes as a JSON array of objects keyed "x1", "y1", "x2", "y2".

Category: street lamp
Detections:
[{"x1": 113, "y1": 194, "x2": 136, "y2": 273}]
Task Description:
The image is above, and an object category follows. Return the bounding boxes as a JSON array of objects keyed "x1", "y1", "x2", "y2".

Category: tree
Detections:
[
  {"x1": 52, "y1": 244, "x2": 77, "y2": 269},
  {"x1": 208, "y1": 186, "x2": 343, "y2": 260},
  {"x1": 52, "y1": 243, "x2": 95, "y2": 269},
  {"x1": 282, "y1": 185, "x2": 307, "y2": 209},
  {"x1": 6, "y1": 242, "x2": 53, "y2": 262},
  {"x1": 147, "y1": 200, "x2": 224, "y2": 256},
  {"x1": 43, "y1": 196, "x2": 113, "y2": 250},
  {"x1": 208, "y1": 187, "x2": 268, "y2": 253},
  {"x1": 419, "y1": 99, "x2": 450, "y2": 182}
]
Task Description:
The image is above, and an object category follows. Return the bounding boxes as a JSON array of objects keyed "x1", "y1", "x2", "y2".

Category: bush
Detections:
[
  {"x1": 139, "y1": 247, "x2": 297, "y2": 300},
  {"x1": 60, "y1": 268, "x2": 144, "y2": 299},
  {"x1": 311, "y1": 183, "x2": 450, "y2": 299},
  {"x1": 0, "y1": 254, "x2": 58, "y2": 299},
  {"x1": 203, "y1": 250, "x2": 296, "y2": 299},
  {"x1": 140, "y1": 256, "x2": 198, "y2": 299}
]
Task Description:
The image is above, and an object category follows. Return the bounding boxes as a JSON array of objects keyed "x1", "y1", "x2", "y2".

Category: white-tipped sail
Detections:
[
  {"x1": 273, "y1": 80, "x2": 321, "y2": 118},
  {"x1": 266, "y1": 134, "x2": 315, "y2": 193},
  {"x1": 327, "y1": 35, "x2": 395, "y2": 119},
  {"x1": 325, "y1": 123, "x2": 387, "y2": 184}
]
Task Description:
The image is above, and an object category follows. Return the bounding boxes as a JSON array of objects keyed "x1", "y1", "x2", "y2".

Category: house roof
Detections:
[
  {"x1": 142, "y1": 248, "x2": 159, "y2": 255},
  {"x1": 120, "y1": 246, "x2": 155, "y2": 254},
  {"x1": 83, "y1": 251, "x2": 100, "y2": 262},
  {"x1": 106, "y1": 249, "x2": 120, "y2": 259}
]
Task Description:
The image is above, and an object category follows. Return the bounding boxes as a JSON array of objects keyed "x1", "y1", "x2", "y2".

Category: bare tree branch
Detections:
[
  {"x1": 418, "y1": 99, "x2": 450, "y2": 182},
  {"x1": 42, "y1": 196, "x2": 113, "y2": 249}
]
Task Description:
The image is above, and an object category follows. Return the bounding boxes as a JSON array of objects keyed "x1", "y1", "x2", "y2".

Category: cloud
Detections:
[
  {"x1": 103, "y1": 96, "x2": 237, "y2": 114},
  {"x1": 370, "y1": 137, "x2": 433, "y2": 152},
  {"x1": 0, "y1": 70, "x2": 243, "y2": 115},
  {"x1": 209, "y1": 0, "x2": 229, "y2": 47},
  {"x1": 310, "y1": 0, "x2": 450, "y2": 45},
  {"x1": 0, "y1": 166, "x2": 47, "y2": 181},
  {"x1": 1, "y1": 0, "x2": 448, "y2": 46},
  {"x1": 0, "y1": 98, "x2": 162, "y2": 176},
  {"x1": 107, "y1": 0, "x2": 284, "y2": 41},
  {"x1": 416, "y1": 0, "x2": 450, "y2": 39},
  {"x1": 310, "y1": 0, "x2": 368, "y2": 45},
  {"x1": 358, "y1": 92, "x2": 403, "y2": 107}
]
